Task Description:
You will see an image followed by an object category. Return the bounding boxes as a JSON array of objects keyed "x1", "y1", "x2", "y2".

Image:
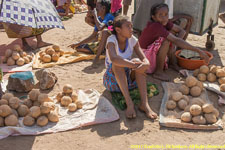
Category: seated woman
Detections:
[
  {"x1": 103, "y1": 15, "x2": 157, "y2": 119},
  {"x1": 139, "y1": 3, "x2": 209, "y2": 81},
  {"x1": 85, "y1": 0, "x2": 97, "y2": 27},
  {"x1": 69, "y1": 0, "x2": 114, "y2": 66}
]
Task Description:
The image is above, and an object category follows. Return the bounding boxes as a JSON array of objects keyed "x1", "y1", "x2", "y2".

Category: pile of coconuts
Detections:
[
  {"x1": 39, "y1": 45, "x2": 64, "y2": 63},
  {"x1": 56, "y1": 84, "x2": 82, "y2": 112},
  {"x1": 166, "y1": 75, "x2": 219, "y2": 125},
  {"x1": 193, "y1": 65, "x2": 225, "y2": 92},
  {"x1": 2, "y1": 44, "x2": 33, "y2": 66}
]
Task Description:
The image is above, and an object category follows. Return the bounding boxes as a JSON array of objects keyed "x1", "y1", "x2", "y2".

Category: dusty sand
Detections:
[{"x1": 1, "y1": 2, "x2": 225, "y2": 150}]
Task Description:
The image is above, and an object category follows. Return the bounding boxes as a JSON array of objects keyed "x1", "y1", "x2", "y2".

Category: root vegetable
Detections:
[
  {"x1": 171, "y1": 92, "x2": 183, "y2": 102},
  {"x1": 51, "y1": 53, "x2": 59, "y2": 62},
  {"x1": 181, "y1": 112, "x2": 192, "y2": 122},
  {"x1": 13, "y1": 44, "x2": 22, "y2": 52},
  {"x1": 9, "y1": 97, "x2": 20, "y2": 109},
  {"x1": 37, "y1": 116, "x2": 48, "y2": 126},
  {"x1": 63, "y1": 84, "x2": 73, "y2": 94},
  {"x1": 197, "y1": 73, "x2": 206, "y2": 82},
  {"x1": 76, "y1": 101, "x2": 83, "y2": 109},
  {"x1": 0, "y1": 99, "x2": 8, "y2": 105},
  {"x1": 16, "y1": 58, "x2": 25, "y2": 66},
  {"x1": 5, "y1": 49, "x2": 13, "y2": 57},
  {"x1": 2, "y1": 93, "x2": 14, "y2": 101},
  {"x1": 178, "y1": 99, "x2": 188, "y2": 110},
  {"x1": 47, "y1": 107, "x2": 59, "y2": 122},
  {"x1": 61, "y1": 96, "x2": 72, "y2": 106},
  {"x1": 185, "y1": 76, "x2": 197, "y2": 87},
  {"x1": 7, "y1": 57, "x2": 15, "y2": 66},
  {"x1": 0, "y1": 105, "x2": 12, "y2": 117},
  {"x1": 199, "y1": 65, "x2": 209, "y2": 74},
  {"x1": 28, "y1": 89, "x2": 40, "y2": 101},
  {"x1": 42, "y1": 54, "x2": 51, "y2": 63},
  {"x1": 207, "y1": 73, "x2": 217, "y2": 82},
  {"x1": 12, "y1": 51, "x2": 20, "y2": 60},
  {"x1": 193, "y1": 69, "x2": 199, "y2": 77},
  {"x1": 5, "y1": 114, "x2": 18, "y2": 126},
  {"x1": 68, "y1": 103, "x2": 77, "y2": 112},
  {"x1": 17, "y1": 105, "x2": 29, "y2": 117},
  {"x1": 23, "y1": 99, "x2": 33, "y2": 108},
  {"x1": 179, "y1": 85, "x2": 189, "y2": 95},
  {"x1": 192, "y1": 115, "x2": 206, "y2": 125},
  {"x1": 216, "y1": 69, "x2": 225, "y2": 78},
  {"x1": 71, "y1": 93, "x2": 78, "y2": 102},
  {"x1": 220, "y1": 84, "x2": 225, "y2": 92},
  {"x1": 190, "y1": 86, "x2": 202, "y2": 97},
  {"x1": 40, "y1": 102, "x2": 55, "y2": 114},
  {"x1": 0, "y1": 117, "x2": 4, "y2": 127},
  {"x1": 30, "y1": 106, "x2": 41, "y2": 118},
  {"x1": 202, "y1": 104, "x2": 214, "y2": 113},
  {"x1": 23, "y1": 115, "x2": 35, "y2": 126},
  {"x1": 190, "y1": 105, "x2": 202, "y2": 116},
  {"x1": 218, "y1": 77, "x2": 225, "y2": 85},
  {"x1": 204, "y1": 113, "x2": 217, "y2": 124}
]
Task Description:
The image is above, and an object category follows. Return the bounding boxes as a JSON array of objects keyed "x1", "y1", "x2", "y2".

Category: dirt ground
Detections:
[{"x1": 1, "y1": 2, "x2": 225, "y2": 150}]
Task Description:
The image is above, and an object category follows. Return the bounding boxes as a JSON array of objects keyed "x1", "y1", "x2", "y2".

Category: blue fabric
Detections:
[
  {"x1": 94, "y1": 13, "x2": 115, "y2": 32},
  {"x1": 10, "y1": 71, "x2": 34, "y2": 82}
]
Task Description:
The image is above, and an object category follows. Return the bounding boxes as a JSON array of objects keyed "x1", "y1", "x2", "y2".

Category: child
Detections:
[
  {"x1": 139, "y1": 3, "x2": 209, "y2": 81},
  {"x1": 85, "y1": 0, "x2": 97, "y2": 27},
  {"x1": 103, "y1": 15, "x2": 157, "y2": 119},
  {"x1": 69, "y1": 0, "x2": 114, "y2": 66}
]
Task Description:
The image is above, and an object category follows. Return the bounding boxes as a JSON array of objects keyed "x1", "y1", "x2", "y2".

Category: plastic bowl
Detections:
[{"x1": 175, "y1": 50, "x2": 213, "y2": 70}]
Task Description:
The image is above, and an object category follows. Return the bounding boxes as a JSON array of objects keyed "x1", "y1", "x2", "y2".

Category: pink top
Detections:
[{"x1": 111, "y1": 0, "x2": 122, "y2": 13}]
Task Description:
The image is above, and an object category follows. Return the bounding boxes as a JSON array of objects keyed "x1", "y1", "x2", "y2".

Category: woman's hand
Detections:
[{"x1": 198, "y1": 50, "x2": 209, "y2": 64}]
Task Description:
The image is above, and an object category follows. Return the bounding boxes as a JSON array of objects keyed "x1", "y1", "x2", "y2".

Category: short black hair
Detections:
[
  {"x1": 111, "y1": 15, "x2": 130, "y2": 35},
  {"x1": 99, "y1": 0, "x2": 111, "y2": 14},
  {"x1": 150, "y1": 3, "x2": 169, "y2": 21}
]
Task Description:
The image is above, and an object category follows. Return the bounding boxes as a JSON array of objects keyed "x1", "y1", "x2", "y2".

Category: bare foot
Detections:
[
  {"x1": 153, "y1": 72, "x2": 170, "y2": 81},
  {"x1": 169, "y1": 64, "x2": 181, "y2": 72},
  {"x1": 37, "y1": 41, "x2": 52, "y2": 48},
  {"x1": 139, "y1": 104, "x2": 157, "y2": 119},
  {"x1": 126, "y1": 106, "x2": 136, "y2": 119}
]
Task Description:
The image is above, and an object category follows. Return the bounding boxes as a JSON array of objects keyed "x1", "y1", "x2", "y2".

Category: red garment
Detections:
[{"x1": 139, "y1": 21, "x2": 174, "y2": 49}]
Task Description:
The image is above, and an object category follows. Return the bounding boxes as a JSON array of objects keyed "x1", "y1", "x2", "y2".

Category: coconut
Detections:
[
  {"x1": 5, "y1": 49, "x2": 13, "y2": 57},
  {"x1": 12, "y1": 51, "x2": 20, "y2": 60},
  {"x1": 197, "y1": 73, "x2": 207, "y2": 82},
  {"x1": 181, "y1": 112, "x2": 192, "y2": 122},
  {"x1": 28, "y1": 89, "x2": 40, "y2": 101},
  {"x1": 190, "y1": 86, "x2": 202, "y2": 97},
  {"x1": 17, "y1": 104, "x2": 29, "y2": 117},
  {"x1": 37, "y1": 116, "x2": 48, "y2": 126},
  {"x1": 51, "y1": 53, "x2": 59, "y2": 62},
  {"x1": 207, "y1": 73, "x2": 217, "y2": 82},
  {"x1": 7, "y1": 57, "x2": 15, "y2": 66},
  {"x1": 190, "y1": 104, "x2": 202, "y2": 116},
  {"x1": 218, "y1": 77, "x2": 225, "y2": 85},
  {"x1": 42, "y1": 54, "x2": 51, "y2": 63},
  {"x1": 179, "y1": 85, "x2": 189, "y2": 95},
  {"x1": 204, "y1": 113, "x2": 217, "y2": 124},
  {"x1": 171, "y1": 92, "x2": 183, "y2": 102},
  {"x1": 4, "y1": 114, "x2": 18, "y2": 126},
  {"x1": 185, "y1": 76, "x2": 197, "y2": 87},
  {"x1": 178, "y1": 99, "x2": 188, "y2": 110},
  {"x1": 52, "y1": 45, "x2": 60, "y2": 52},
  {"x1": 202, "y1": 103, "x2": 214, "y2": 113},
  {"x1": 2, "y1": 93, "x2": 14, "y2": 101},
  {"x1": 0, "y1": 99, "x2": 8, "y2": 105},
  {"x1": 68, "y1": 103, "x2": 77, "y2": 112},
  {"x1": 30, "y1": 106, "x2": 41, "y2": 118},
  {"x1": 63, "y1": 84, "x2": 73, "y2": 94},
  {"x1": 9, "y1": 97, "x2": 20, "y2": 109},
  {"x1": 192, "y1": 115, "x2": 206, "y2": 125},
  {"x1": 76, "y1": 101, "x2": 83, "y2": 109},
  {"x1": 23, "y1": 115, "x2": 35, "y2": 126},
  {"x1": 193, "y1": 69, "x2": 199, "y2": 77},
  {"x1": 199, "y1": 65, "x2": 209, "y2": 74},
  {"x1": 216, "y1": 69, "x2": 225, "y2": 78},
  {"x1": 0, "y1": 105, "x2": 12, "y2": 117},
  {"x1": 220, "y1": 84, "x2": 225, "y2": 92},
  {"x1": 61, "y1": 96, "x2": 72, "y2": 106},
  {"x1": 16, "y1": 58, "x2": 25, "y2": 66},
  {"x1": 209, "y1": 65, "x2": 217, "y2": 74}
]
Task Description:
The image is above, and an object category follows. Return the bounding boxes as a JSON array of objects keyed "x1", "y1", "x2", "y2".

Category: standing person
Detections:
[
  {"x1": 69, "y1": 0, "x2": 114, "y2": 66},
  {"x1": 123, "y1": 0, "x2": 132, "y2": 15},
  {"x1": 139, "y1": 3, "x2": 209, "y2": 81},
  {"x1": 103, "y1": 15, "x2": 157, "y2": 119}
]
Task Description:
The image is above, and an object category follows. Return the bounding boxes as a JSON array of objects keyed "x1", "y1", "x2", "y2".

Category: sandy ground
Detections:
[{"x1": 1, "y1": 2, "x2": 225, "y2": 150}]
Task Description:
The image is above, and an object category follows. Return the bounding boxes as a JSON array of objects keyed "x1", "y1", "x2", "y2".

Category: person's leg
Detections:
[
  {"x1": 112, "y1": 64, "x2": 136, "y2": 118},
  {"x1": 92, "y1": 30, "x2": 110, "y2": 67},
  {"x1": 153, "y1": 39, "x2": 170, "y2": 81},
  {"x1": 76, "y1": 48, "x2": 93, "y2": 54},
  {"x1": 22, "y1": 38, "x2": 34, "y2": 51},
  {"x1": 168, "y1": 44, "x2": 180, "y2": 72},
  {"x1": 85, "y1": 16, "x2": 95, "y2": 27},
  {"x1": 36, "y1": 34, "x2": 52, "y2": 48},
  {"x1": 135, "y1": 71, "x2": 157, "y2": 119}
]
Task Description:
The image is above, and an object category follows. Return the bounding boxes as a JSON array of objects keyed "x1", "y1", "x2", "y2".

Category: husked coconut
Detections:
[
  {"x1": 197, "y1": 73, "x2": 206, "y2": 82},
  {"x1": 12, "y1": 51, "x2": 20, "y2": 60},
  {"x1": 179, "y1": 85, "x2": 189, "y2": 95},
  {"x1": 220, "y1": 84, "x2": 225, "y2": 92},
  {"x1": 61, "y1": 96, "x2": 72, "y2": 106},
  {"x1": 37, "y1": 115, "x2": 48, "y2": 126},
  {"x1": 207, "y1": 73, "x2": 217, "y2": 82},
  {"x1": 13, "y1": 44, "x2": 22, "y2": 52},
  {"x1": 202, "y1": 103, "x2": 214, "y2": 113},
  {"x1": 23, "y1": 57, "x2": 30, "y2": 64},
  {"x1": 16, "y1": 58, "x2": 25, "y2": 66},
  {"x1": 27, "y1": 55, "x2": 33, "y2": 61},
  {"x1": 23, "y1": 99, "x2": 33, "y2": 108},
  {"x1": 7, "y1": 57, "x2": 15, "y2": 66},
  {"x1": 63, "y1": 84, "x2": 73, "y2": 94},
  {"x1": 196, "y1": 81, "x2": 203, "y2": 91},
  {"x1": 190, "y1": 104, "x2": 202, "y2": 116},
  {"x1": 0, "y1": 105, "x2": 12, "y2": 117},
  {"x1": 42, "y1": 54, "x2": 51, "y2": 63},
  {"x1": 19, "y1": 51, "x2": 27, "y2": 58},
  {"x1": 204, "y1": 113, "x2": 217, "y2": 124},
  {"x1": 45, "y1": 48, "x2": 55, "y2": 56},
  {"x1": 178, "y1": 99, "x2": 188, "y2": 110},
  {"x1": 185, "y1": 76, "x2": 197, "y2": 87},
  {"x1": 23, "y1": 115, "x2": 35, "y2": 126},
  {"x1": 171, "y1": 92, "x2": 183, "y2": 102},
  {"x1": 38, "y1": 94, "x2": 51, "y2": 104},
  {"x1": 5, "y1": 114, "x2": 18, "y2": 126},
  {"x1": 11, "y1": 109, "x2": 18, "y2": 117},
  {"x1": 76, "y1": 101, "x2": 83, "y2": 109},
  {"x1": 9, "y1": 97, "x2": 20, "y2": 109},
  {"x1": 40, "y1": 102, "x2": 55, "y2": 114},
  {"x1": 0, "y1": 99, "x2": 8, "y2": 105},
  {"x1": 28, "y1": 89, "x2": 40, "y2": 101},
  {"x1": 199, "y1": 65, "x2": 209, "y2": 74},
  {"x1": 218, "y1": 77, "x2": 225, "y2": 85},
  {"x1": 68, "y1": 103, "x2": 77, "y2": 112},
  {"x1": 190, "y1": 98, "x2": 204, "y2": 106},
  {"x1": 190, "y1": 86, "x2": 202, "y2": 97},
  {"x1": 5, "y1": 49, "x2": 13, "y2": 57},
  {"x1": 56, "y1": 92, "x2": 63, "y2": 102},
  {"x1": 209, "y1": 65, "x2": 217, "y2": 74},
  {"x1": 2, "y1": 93, "x2": 14, "y2": 101},
  {"x1": 182, "y1": 95, "x2": 190, "y2": 103},
  {"x1": 30, "y1": 106, "x2": 41, "y2": 118},
  {"x1": 52, "y1": 45, "x2": 60, "y2": 52},
  {"x1": 193, "y1": 69, "x2": 199, "y2": 77},
  {"x1": 17, "y1": 105, "x2": 29, "y2": 117},
  {"x1": 51, "y1": 53, "x2": 59, "y2": 62},
  {"x1": 71, "y1": 93, "x2": 78, "y2": 102},
  {"x1": 181, "y1": 112, "x2": 192, "y2": 122},
  {"x1": 166, "y1": 100, "x2": 176, "y2": 110},
  {"x1": 47, "y1": 107, "x2": 59, "y2": 122},
  {"x1": 192, "y1": 115, "x2": 206, "y2": 125},
  {"x1": 216, "y1": 69, "x2": 225, "y2": 78}
]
